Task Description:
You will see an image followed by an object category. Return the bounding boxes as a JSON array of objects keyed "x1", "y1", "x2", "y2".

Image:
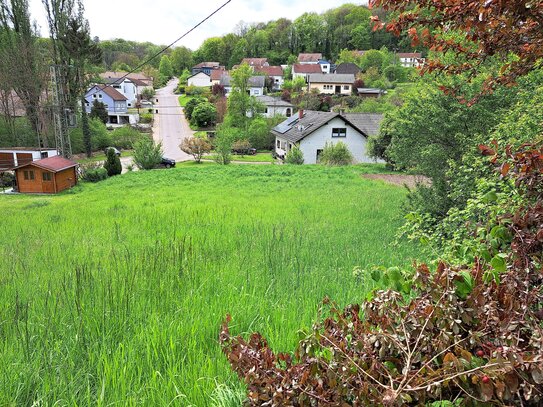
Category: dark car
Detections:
[
  {"x1": 104, "y1": 147, "x2": 121, "y2": 156},
  {"x1": 160, "y1": 157, "x2": 176, "y2": 168},
  {"x1": 232, "y1": 147, "x2": 257, "y2": 155}
]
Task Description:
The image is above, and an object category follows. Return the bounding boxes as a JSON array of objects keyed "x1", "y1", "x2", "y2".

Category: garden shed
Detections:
[{"x1": 14, "y1": 156, "x2": 78, "y2": 194}]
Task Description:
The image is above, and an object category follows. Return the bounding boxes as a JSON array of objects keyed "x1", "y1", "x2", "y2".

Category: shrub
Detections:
[
  {"x1": 185, "y1": 85, "x2": 207, "y2": 96},
  {"x1": 179, "y1": 137, "x2": 211, "y2": 163},
  {"x1": 139, "y1": 113, "x2": 153, "y2": 124},
  {"x1": 221, "y1": 144, "x2": 543, "y2": 407},
  {"x1": 141, "y1": 87, "x2": 155, "y2": 101},
  {"x1": 319, "y1": 142, "x2": 353, "y2": 165},
  {"x1": 89, "y1": 100, "x2": 108, "y2": 124},
  {"x1": 284, "y1": 145, "x2": 304, "y2": 164},
  {"x1": 133, "y1": 137, "x2": 163, "y2": 170},
  {"x1": 247, "y1": 117, "x2": 273, "y2": 150},
  {"x1": 0, "y1": 171, "x2": 15, "y2": 189},
  {"x1": 103, "y1": 148, "x2": 122, "y2": 176},
  {"x1": 191, "y1": 102, "x2": 217, "y2": 128},
  {"x1": 80, "y1": 163, "x2": 108, "y2": 183},
  {"x1": 184, "y1": 98, "x2": 205, "y2": 121},
  {"x1": 213, "y1": 126, "x2": 236, "y2": 165},
  {"x1": 110, "y1": 126, "x2": 144, "y2": 149}
]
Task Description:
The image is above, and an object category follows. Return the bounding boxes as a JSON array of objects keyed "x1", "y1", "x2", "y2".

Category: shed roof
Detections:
[
  {"x1": 308, "y1": 74, "x2": 355, "y2": 84},
  {"x1": 16, "y1": 156, "x2": 78, "y2": 172}
]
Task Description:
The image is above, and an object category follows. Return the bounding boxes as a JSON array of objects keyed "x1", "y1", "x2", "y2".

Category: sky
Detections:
[{"x1": 28, "y1": 0, "x2": 368, "y2": 50}]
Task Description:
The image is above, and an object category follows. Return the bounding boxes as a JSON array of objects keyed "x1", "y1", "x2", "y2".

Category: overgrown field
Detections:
[{"x1": 0, "y1": 165, "x2": 420, "y2": 406}]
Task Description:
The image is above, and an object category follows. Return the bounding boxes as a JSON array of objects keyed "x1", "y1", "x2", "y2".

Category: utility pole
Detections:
[{"x1": 50, "y1": 65, "x2": 72, "y2": 158}]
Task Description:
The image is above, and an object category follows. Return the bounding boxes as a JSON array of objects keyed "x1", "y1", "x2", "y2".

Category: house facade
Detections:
[
  {"x1": 397, "y1": 53, "x2": 424, "y2": 68},
  {"x1": 187, "y1": 72, "x2": 212, "y2": 87},
  {"x1": 292, "y1": 63, "x2": 322, "y2": 82},
  {"x1": 272, "y1": 110, "x2": 383, "y2": 164},
  {"x1": 0, "y1": 148, "x2": 58, "y2": 171},
  {"x1": 84, "y1": 85, "x2": 137, "y2": 125},
  {"x1": 102, "y1": 78, "x2": 138, "y2": 107},
  {"x1": 254, "y1": 66, "x2": 284, "y2": 91},
  {"x1": 221, "y1": 75, "x2": 265, "y2": 96},
  {"x1": 255, "y1": 96, "x2": 294, "y2": 118},
  {"x1": 308, "y1": 74, "x2": 355, "y2": 95},
  {"x1": 14, "y1": 156, "x2": 78, "y2": 194},
  {"x1": 192, "y1": 62, "x2": 223, "y2": 75},
  {"x1": 242, "y1": 58, "x2": 269, "y2": 67}
]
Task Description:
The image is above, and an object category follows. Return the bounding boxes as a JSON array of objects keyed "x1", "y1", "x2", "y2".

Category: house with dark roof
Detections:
[
  {"x1": 210, "y1": 69, "x2": 228, "y2": 85},
  {"x1": 308, "y1": 74, "x2": 356, "y2": 95},
  {"x1": 254, "y1": 95, "x2": 295, "y2": 118},
  {"x1": 335, "y1": 62, "x2": 361, "y2": 76},
  {"x1": 271, "y1": 110, "x2": 383, "y2": 164},
  {"x1": 191, "y1": 62, "x2": 224, "y2": 75},
  {"x1": 101, "y1": 77, "x2": 138, "y2": 107},
  {"x1": 14, "y1": 156, "x2": 78, "y2": 193},
  {"x1": 254, "y1": 66, "x2": 284, "y2": 90},
  {"x1": 220, "y1": 75, "x2": 266, "y2": 96},
  {"x1": 84, "y1": 85, "x2": 136, "y2": 125}
]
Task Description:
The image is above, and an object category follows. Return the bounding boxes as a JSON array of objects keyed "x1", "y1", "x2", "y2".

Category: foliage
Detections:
[
  {"x1": 139, "y1": 113, "x2": 153, "y2": 124},
  {"x1": 213, "y1": 125, "x2": 236, "y2": 165},
  {"x1": 360, "y1": 49, "x2": 386, "y2": 73},
  {"x1": 69, "y1": 118, "x2": 111, "y2": 154},
  {"x1": 141, "y1": 87, "x2": 155, "y2": 101},
  {"x1": 110, "y1": 126, "x2": 144, "y2": 149},
  {"x1": 191, "y1": 102, "x2": 217, "y2": 128},
  {"x1": 0, "y1": 171, "x2": 14, "y2": 189},
  {"x1": 158, "y1": 54, "x2": 173, "y2": 86},
  {"x1": 212, "y1": 83, "x2": 225, "y2": 97},
  {"x1": 284, "y1": 145, "x2": 304, "y2": 165},
  {"x1": 79, "y1": 162, "x2": 108, "y2": 182},
  {"x1": 371, "y1": 0, "x2": 543, "y2": 100},
  {"x1": 103, "y1": 148, "x2": 122, "y2": 176},
  {"x1": 247, "y1": 117, "x2": 273, "y2": 150},
  {"x1": 170, "y1": 46, "x2": 193, "y2": 76},
  {"x1": 132, "y1": 137, "x2": 163, "y2": 170},
  {"x1": 221, "y1": 145, "x2": 543, "y2": 406},
  {"x1": 184, "y1": 97, "x2": 206, "y2": 121},
  {"x1": 319, "y1": 142, "x2": 353, "y2": 166},
  {"x1": 89, "y1": 99, "x2": 108, "y2": 124},
  {"x1": 225, "y1": 64, "x2": 253, "y2": 129},
  {"x1": 179, "y1": 137, "x2": 211, "y2": 163}
]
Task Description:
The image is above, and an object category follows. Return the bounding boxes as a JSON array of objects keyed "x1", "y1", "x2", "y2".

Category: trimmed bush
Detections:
[
  {"x1": 104, "y1": 148, "x2": 122, "y2": 176},
  {"x1": 319, "y1": 142, "x2": 353, "y2": 166},
  {"x1": 284, "y1": 145, "x2": 304, "y2": 164},
  {"x1": 80, "y1": 163, "x2": 108, "y2": 183},
  {"x1": 133, "y1": 137, "x2": 163, "y2": 170}
]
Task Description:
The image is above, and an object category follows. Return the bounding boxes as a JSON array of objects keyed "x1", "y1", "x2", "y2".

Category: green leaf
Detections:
[{"x1": 490, "y1": 255, "x2": 507, "y2": 272}]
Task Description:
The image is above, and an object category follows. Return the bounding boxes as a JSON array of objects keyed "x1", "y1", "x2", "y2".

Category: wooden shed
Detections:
[{"x1": 14, "y1": 156, "x2": 78, "y2": 194}]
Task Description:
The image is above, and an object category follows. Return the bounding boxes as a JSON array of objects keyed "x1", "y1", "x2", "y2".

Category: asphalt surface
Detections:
[{"x1": 153, "y1": 78, "x2": 194, "y2": 162}]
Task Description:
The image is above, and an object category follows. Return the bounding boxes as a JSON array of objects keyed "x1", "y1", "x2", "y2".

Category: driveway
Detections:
[{"x1": 153, "y1": 78, "x2": 193, "y2": 162}]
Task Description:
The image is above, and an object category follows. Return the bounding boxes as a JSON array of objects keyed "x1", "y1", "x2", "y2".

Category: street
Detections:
[{"x1": 153, "y1": 78, "x2": 194, "y2": 162}]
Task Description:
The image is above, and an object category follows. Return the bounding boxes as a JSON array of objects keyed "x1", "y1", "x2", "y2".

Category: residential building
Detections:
[
  {"x1": 298, "y1": 53, "x2": 323, "y2": 64},
  {"x1": 220, "y1": 75, "x2": 266, "y2": 97},
  {"x1": 241, "y1": 58, "x2": 269, "y2": 67},
  {"x1": 14, "y1": 155, "x2": 78, "y2": 193},
  {"x1": 308, "y1": 74, "x2": 355, "y2": 95},
  {"x1": 101, "y1": 77, "x2": 138, "y2": 107},
  {"x1": 335, "y1": 62, "x2": 361, "y2": 76},
  {"x1": 292, "y1": 63, "x2": 322, "y2": 82},
  {"x1": 272, "y1": 110, "x2": 383, "y2": 164},
  {"x1": 255, "y1": 95, "x2": 294, "y2": 118},
  {"x1": 397, "y1": 52, "x2": 424, "y2": 68},
  {"x1": 0, "y1": 148, "x2": 59, "y2": 171},
  {"x1": 210, "y1": 69, "x2": 227, "y2": 86},
  {"x1": 191, "y1": 62, "x2": 223, "y2": 75},
  {"x1": 100, "y1": 71, "x2": 153, "y2": 88},
  {"x1": 84, "y1": 85, "x2": 137, "y2": 125},
  {"x1": 187, "y1": 72, "x2": 212, "y2": 87},
  {"x1": 254, "y1": 66, "x2": 284, "y2": 91},
  {"x1": 318, "y1": 60, "x2": 331, "y2": 74},
  {"x1": 357, "y1": 88, "x2": 387, "y2": 98}
]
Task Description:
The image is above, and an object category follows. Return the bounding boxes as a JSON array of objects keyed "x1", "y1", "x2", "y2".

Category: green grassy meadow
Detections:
[{"x1": 0, "y1": 165, "x2": 420, "y2": 406}]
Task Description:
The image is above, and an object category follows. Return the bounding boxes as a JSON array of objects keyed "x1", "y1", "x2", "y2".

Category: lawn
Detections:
[
  {"x1": 178, "y1": 94, "x2": 193, "y2": 107},
  {"x1": 75, "y1": 150, "x2": 134, "y2": 164},
  {"x1": 0, "y1": 165, "x2": 420, "y2": 406},
  {"x1": 230, "y1": 152, "x2": 276, "y2": 163}
]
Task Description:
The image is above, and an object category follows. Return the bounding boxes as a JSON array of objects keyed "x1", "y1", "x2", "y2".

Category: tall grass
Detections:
[{"x1": 0, "y1": 165, "x2": 420, "y2": 406}]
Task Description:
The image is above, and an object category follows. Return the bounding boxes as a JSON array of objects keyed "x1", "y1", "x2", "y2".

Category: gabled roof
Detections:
[
  {"x1": 87, "y1": 85, "x2": 127, "y2": 101},
  {"x1": 254, "y1": 66, "x2": 283, "y2": 77},
  {"x1": 292, "y1": 63, "x2": 322, "y2": 74},
  {"x1": 298, "y1": 53, "x2": 323, "y2": 63},
  {"x1": 397, "y1": 52, "x2": 423, "y2": 58},
  {"x1": 100, "y1": 71, "x2": 152, "y2": 82},
  {"x1": 220, "y1": 75, "x2": 266, "y2": 88},
  {"x1": 308, "y1": 74, "x2": 355, "y2": 84},
  {"x1": 210, "y1": 69, "x2": 227, "y2": 81},
  {"x1": 188, "y1": 71, "x2": 211, "y2": 79},
  {"x1": 193, "y1": 62, "x2": 221, "y2": 69},
  {"x1": 242, "y1": 58, "x2": 268, "y2": 67},
  {"x1": 256, "y1": 95, "x2": 293, "y2": 107},
  {"x1": 335, "y1": 63, "x2": 361, "y2": 75},
  {"x1": 272, "y1": 110, "x2": 383, "y2": 144},
  {"x1": 16, "y1": 156, "x2": 78, "y2": 172}
]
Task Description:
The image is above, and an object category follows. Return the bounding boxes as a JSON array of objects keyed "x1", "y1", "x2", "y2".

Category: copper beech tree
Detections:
[{"x1": 370, "y1": 0, "x2": 543, "y2": 102}]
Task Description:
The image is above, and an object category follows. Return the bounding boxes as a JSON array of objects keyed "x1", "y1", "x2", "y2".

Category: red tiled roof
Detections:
[
  {"x1": 100, "y1": 71, "x2": 152, "y2": 81},
  {"x1": 210, "y1": 69, "x2": 227, "y2": 81},
  {"x1": 100, "y1": 85, "x2": 128, "y2": 101},
  {"x1": 397, "y1": 52, "x2": 423, "y2": 58},
  {"x1": 292, "y1": 63, "x2": 322, "y2": 74},
  {"x1": 17, "y1": 156, "x2": 78, "y2": 172},
  {"x1": 298, "y1": 53, "x2": 323, "y2": 63},
  {"x1": 254, "y1": 66, "x2": 283, "y2": 76},
  {"x1": 193, "y1": 62, "x2": 221, "y2": 69},
  {"x1": 241, "y1": 58, "x2": 268, "y2": 67}
]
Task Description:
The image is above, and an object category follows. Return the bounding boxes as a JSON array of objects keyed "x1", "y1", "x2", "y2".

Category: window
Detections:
[
  {"x1": 92, "y1": 94, "x2": 97, "y2": 99},
  {"x1": 23, "y1": 170, "x2": 34, "y2": 180},
  {"x1": 98, "y1": 94, "x2": 103, "y2": 99},
  {"x1": 128, "y1": 103, "x2": 132, "y2": 107},
  {"x1": 42, "y1": 172, "x2": 52, "y2": 181},
  {"x1": 343, "y1": 85, "x2": 350, "y2": 90},
  {"x1": 40, "y1": 151, "x2": 48, "y2": 158},
  {"x1": 332, "y1": 128, "x2": 347, "y2": 138},
  {"x1": 264, "y1": 108, "x2": 268, "y2": 114},
  {"x1": 254, "y1": 89, "x2": 260, "y2": 95},
  {"x1": 323, "y1": 84, "x2": 333, "y2": 90},
  {"x1": 85, "y1": 102, "x2": 90, "y2": 107},
  {"x1": 276, "y1": 140, "x2": 280, "y2": 149}
]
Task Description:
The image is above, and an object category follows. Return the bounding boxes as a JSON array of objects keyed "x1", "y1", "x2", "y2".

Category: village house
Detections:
[
  {"x1": 0, "y1": 148, "x2": 59, "y2": 171},
  {"x1": 220, "y1": 75, "x2": 265, "y2": 96},
  {"x1": 335, "y1": 62, "x2": 361, "y2": 76},
  {"x1": 357, "y1": 88, "x2": 387, "y2": 98},
  {"x1": 397, "y1": 52, "x2": 424, "y2": 68},
  {"x1": 253, "y1": 66, "x2": 284, "y2": 91},
  {"x1": 308, "y1": 74, "x2": 355, "y2": 95},
  {"x1": 272, "y1": 110, "x2": 383, "y2": 164},
  {"x1": 14, "y1": 155, "x2": 78, "y2": 194},
  {"x1": 292, "y1": 63, "x2": 322, "y2": 82},
  {"x1": 241, "y1": 58, "x2": 269, "y2": 68},
  {"x1": 101, "y1": 77, "x2": 138, "y2": 107},
  {"x1": 210, "y1": 69, "x2": 227, "y2": 86},
  {"x1": 255, "y1": 95, "x2": 294, "y2": 118},
  {"x1": 191, "y1": 62, "x2": 224, "y2": 75},
  {"x1": 297, "y1": 53, "x2": 331, "y2": 74},
  {"x1": 84, "y1": 85, "x2": 138, "y2": 125},
  {"x1": 100, "y1": 72, "x2": 154, "y2": 96},
  {"x1": 187, "y1": 72, "x2": 212, "y2": 87}
]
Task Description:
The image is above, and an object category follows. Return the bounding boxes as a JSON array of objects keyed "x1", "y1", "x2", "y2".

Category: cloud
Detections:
[{"x1": 29, "y1": 0, "x2": 368, "y2": 49}]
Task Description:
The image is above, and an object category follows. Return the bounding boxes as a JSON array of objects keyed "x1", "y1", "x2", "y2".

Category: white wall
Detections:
[
  {"x1": 264, "y1": 105, "x2": 293, "y2": 118},
  {"x1": 188, "y1": 72, "x2": 211, "y2": 87},
  {"x1": 298, "y1": 117, "x2": 373, "y2": 164}
]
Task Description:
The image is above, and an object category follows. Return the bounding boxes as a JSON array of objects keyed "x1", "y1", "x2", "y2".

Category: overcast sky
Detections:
[{"x1": 28, "y1": 0, "x2": 367, "y2": 50}]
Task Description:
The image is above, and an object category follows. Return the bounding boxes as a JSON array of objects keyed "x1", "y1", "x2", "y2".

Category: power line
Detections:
[{"x1": 87, "y1": 0, "x2": 233, "y2": 98}]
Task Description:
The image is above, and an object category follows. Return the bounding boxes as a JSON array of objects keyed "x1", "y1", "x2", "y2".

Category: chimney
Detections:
[{"x1": 298, "y1": 109, "x2": 304, "y2": 119}]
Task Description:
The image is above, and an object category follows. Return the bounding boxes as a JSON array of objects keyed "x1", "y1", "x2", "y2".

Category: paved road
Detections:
[{"x1": 153, "y1": 78, "x2": 193, "y2": 162}]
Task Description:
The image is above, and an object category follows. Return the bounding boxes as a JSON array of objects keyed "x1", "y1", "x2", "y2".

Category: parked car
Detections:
[
  {"x1": 104, "y1": 147, "x2": 121, "y2": 156},
  {"x1": 160, "y1": 157, "x2": 176, "y2": 168},
  {"x1": 232, "y1": 147, "x2": 257, "y2": 155}
]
